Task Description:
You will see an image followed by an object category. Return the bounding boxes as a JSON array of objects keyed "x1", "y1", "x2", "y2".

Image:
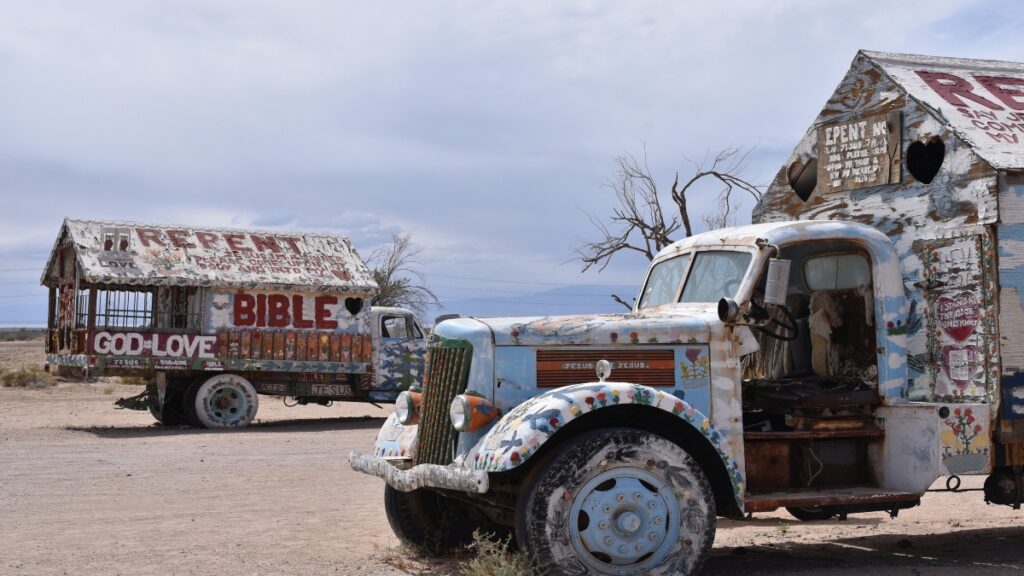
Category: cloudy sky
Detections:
[{"x1": 1, "y1": 0, "x2": 1021, "y2": 324}]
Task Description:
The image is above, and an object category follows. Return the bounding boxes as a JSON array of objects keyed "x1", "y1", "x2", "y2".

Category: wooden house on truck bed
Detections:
[
  {"x1": 41, "y1": 219, "x2": 426, "y2": 428},
  {"x1": 755, "y1": 50, "x2": 1024, "y2": 480}
]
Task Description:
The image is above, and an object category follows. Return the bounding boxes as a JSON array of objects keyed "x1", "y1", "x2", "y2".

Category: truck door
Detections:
[{"x1": 375, "y1": 314, "x2": 426, "y2": 397}]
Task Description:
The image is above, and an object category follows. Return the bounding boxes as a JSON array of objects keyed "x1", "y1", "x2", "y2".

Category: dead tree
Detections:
[
  {"x1": 576, "y1": 147, "x2": 763, "y2": 308},
  {"x1": 368, "y1": 233, "x2": 440, "y2": 319}
]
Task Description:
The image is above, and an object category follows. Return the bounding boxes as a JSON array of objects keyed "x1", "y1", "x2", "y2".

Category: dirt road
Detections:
[{"x1": 1, "y1": 343, "x2": 1021, "y2": 575}]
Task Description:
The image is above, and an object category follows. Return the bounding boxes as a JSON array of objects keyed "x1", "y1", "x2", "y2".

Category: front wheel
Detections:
[
  {"x1": 188, "y1": 374, "x2": 259, "y2": 428},
  {"x1": 384, "y1": 485, "x2": 510, "y2": 554},
  {"x1": 516, "y1": 429, "x2": 716, "y2": 576}
]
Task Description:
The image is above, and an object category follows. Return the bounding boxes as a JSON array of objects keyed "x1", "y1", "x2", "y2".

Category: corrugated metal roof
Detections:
[
  {"x1": 42, "y1": 218, "x2": 378, "y2": 294},
  {"x1": 862, "y1": 50, "x2": 1024, "y2": 170}
]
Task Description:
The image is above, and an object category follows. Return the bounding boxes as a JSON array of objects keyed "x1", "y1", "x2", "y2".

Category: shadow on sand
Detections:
[
  {"x1": 64, "y1": 415, "x2": 387, "y2": 438},
  {"x1": 707, "y1": 525, "x2": 1024, "y2": 574}
]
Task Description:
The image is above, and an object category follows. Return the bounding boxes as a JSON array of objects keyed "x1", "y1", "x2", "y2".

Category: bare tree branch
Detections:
[
  {"x1": 576, "y1": 146, "x2": 763, "y2": 278},
  {"x1": 368, "y1": 233, "x2": 440, "y2": 320}
]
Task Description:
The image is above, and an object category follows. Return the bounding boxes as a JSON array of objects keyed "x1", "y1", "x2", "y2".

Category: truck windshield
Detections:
[
  {"x1": 679, "y1": 250, "x2": 752, "y2": 303},
  {"x1": 638, "y1": 254, "x2": 690, "y2": 309}
]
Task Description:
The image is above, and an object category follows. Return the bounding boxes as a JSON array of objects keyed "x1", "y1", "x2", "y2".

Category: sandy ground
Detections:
[{"x1": 1, "y1": 341, "x2": 1022, "y2": 575}]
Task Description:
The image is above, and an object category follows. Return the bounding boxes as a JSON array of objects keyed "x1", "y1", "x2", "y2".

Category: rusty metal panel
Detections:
[
  {"x1": 307, "y1": 332, "x2": 318, "y2": 360},
  {"x1": 285, "y1": 331, "x2": 296, "y2": 361},
  {"x1": 294, "y1": 332, "x2": 306, "y2": 361},
  {"x1": 262, "y1": 330, "x2": 275, "y2": 360},
  {"x1": 273, "y1": 331, "x2": 286, "y2": 360},
  {"x1": 318, "y1": 333, "x2": 330, "y2": 362},
  {"x1": 535, "y1": 348, "x2": 676, "y2": 388},
  {"x1": 239, "y1": 331, "x2": 251, "y2": 360},
  {"x1": 744, "y1": 441, "x2": 791, "y2": 493},
  {"x1": 250, "y1": 331, "x2": 262, "y2": 360},
  {"x1": 341, "y1": 333, "x2": 352, "y2": 362},
  {"x1": 41, "y1": 219, "x2": 377, "y2": 294},
  {"x1": 329, "y1": 333, "x2": 341, "y2": 362}
]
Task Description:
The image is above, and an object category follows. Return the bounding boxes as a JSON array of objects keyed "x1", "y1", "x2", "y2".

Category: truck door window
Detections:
[
  {"x1": 680, "y1": 251, "x2": 752, "y2": 303},
  {"x1": 638, "y1": 254, "x2": 690, "y2": 309},
  {"x1": 382, "y1": 316, "x2": 410, "y2": 339}
]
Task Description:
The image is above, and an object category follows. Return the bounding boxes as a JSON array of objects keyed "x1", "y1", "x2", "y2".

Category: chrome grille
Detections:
[{"x1": 414, "y1": 337, "x2": 472, "y2": 466}]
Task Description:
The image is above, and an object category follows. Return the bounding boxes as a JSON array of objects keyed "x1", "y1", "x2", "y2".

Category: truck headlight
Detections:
[
  {"x1": 395, "y1": 390, "x2": 421, "y2": 425},
  {"x1": 449, "y1": 394, "x2": 498, "y2": 432}
]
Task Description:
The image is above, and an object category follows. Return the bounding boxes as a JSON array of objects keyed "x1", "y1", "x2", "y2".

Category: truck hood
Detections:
[{"x1": 475, "y1": 304, "x2": 716, "y2": 347}]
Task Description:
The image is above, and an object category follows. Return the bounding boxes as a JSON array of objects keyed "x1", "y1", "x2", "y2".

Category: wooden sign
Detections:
[{"x1": 817, "y1": 111, "x2": 902, "y2": 193}]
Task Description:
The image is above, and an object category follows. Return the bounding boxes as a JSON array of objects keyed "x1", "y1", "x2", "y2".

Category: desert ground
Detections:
[{"x1": 1, "y1": 340, "x2": 1021, "y2": 575}]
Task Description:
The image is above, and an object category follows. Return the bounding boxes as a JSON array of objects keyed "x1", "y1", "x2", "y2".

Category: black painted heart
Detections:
[
  {"x1": 787, "y1": 158, "x2": 818, "y2": 202},
  {"x1": 344, "y1": 297, "x2": 364, "y2": 316},
  {"x1": 906, "y1": 138, "x2": 945, "y2": 184}
]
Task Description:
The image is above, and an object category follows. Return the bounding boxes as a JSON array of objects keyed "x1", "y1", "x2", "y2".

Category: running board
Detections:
[{"x1": 745, "y1": 486, "x2": 921, "y2": 513}]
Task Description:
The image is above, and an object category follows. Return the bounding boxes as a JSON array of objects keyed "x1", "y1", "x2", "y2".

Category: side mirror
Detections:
[
  {"x1": 764, "y1": 258, "x2": 792, "y2": 306},
  {"x1": 718, "y1": 297, "x2": 739, "y2": 323}
]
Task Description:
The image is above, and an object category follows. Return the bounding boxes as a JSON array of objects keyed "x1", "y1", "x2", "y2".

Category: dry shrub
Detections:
[
  {"x1": 1, "y1": 366, "x2": 56, "y2": 389},
  {"x1": 459, "y1": 531, "x2": 534, "y2": 576}
]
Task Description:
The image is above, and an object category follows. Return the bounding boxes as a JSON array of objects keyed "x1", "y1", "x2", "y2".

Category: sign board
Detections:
[{"x1": 817, "y1": 111, "x2": 902, "y2": 193}]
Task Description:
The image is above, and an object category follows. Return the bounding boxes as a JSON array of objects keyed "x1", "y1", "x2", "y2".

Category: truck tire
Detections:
[
  {"x1": 786, "y1": 506, "x2": 837, "y2": 521},
  {"x1": 516, "y1": 429, "x2": 716, "y2": 576},
  {"x1": 148, "y1": 382, "x2": 188, "y2": 426},
  {"x1": 384, "y1": 485, "x2": 508, "y2": 554},
  {"x1": 187, "y1": 374, "x2": 259, "y2": 428}
]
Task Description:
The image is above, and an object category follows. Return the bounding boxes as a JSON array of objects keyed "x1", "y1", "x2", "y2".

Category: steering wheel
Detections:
[{"x1": 749, "y1": 301, "x2": 800, "y2": 341}]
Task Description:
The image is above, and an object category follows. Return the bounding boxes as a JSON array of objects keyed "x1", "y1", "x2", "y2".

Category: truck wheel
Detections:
[
  {"x1": 188, "y1": 374, "x2": 259, "y2": 428},
  {"x1": 516, "y1": 429, "x2": 716, "y2": 576},
  {"x1": 148, "y1": 383, "x2": 188, "y2": 426},
  {"x1": 786, "y1": 506, "x2": 837, "y2": 521},
  {"x1": 384, "y1": 485, "x2": 507, "y2": 554}
]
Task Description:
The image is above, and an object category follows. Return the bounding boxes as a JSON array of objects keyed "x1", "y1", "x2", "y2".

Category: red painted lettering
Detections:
[
  {"x1": 974, "y1": 75, "x2": 1024, "y2": 111},
  {"x1": 250, "y1": 234, "x2": 282, "y2": 253},
  {"x1": 292, "y1": 295, "x2": 313, "y2": 328},
  {"x1": 315, "y1": 296, "x2": 338, "y2": 329},
  {"x1": 234, "y1": 294, "x2": 256, "y2": 326},
  {"x1": 136, "y1": 228, "x2": 165, "y2": 247},
  {"x1": 916, "y1": 70, "x2": 1003, "y2": 111},
  {"x1": 268, "y1": 294, "x2": 290, "y2": 327},
  {"x1": 196, "y1": 232, "x2": 219, "y2": 249},
  {"x1": 166, "y1": 229, "x2": 196, "y2": 249},
  {"x1": 280, "y1": 237, "x2": 302, "y2": 254},
  {"x1": 224, "y1": 233, "x2": 252, "y2": 252},
  {"x1": 256, "y1": 294, "x2": 267, "y2": 327}
]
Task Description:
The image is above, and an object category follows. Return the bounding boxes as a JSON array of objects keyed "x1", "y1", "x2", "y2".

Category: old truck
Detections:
[
  {"x1": 42, "y1": 219, "x2": 425, "y2": 428},
  {"x1": 350, "y1": 50, "x2": 1024, "y2": 576}
]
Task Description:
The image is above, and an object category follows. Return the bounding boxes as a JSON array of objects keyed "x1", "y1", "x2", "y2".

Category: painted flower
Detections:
[
  {"x1": 610, "y1": 332, "x2": 619, "y2": 343},
  {"x1": 549, "y1": 417, "x2": 559, "y2": 429},
  {"x1": 597, "y1": 391, "x2": 607, "y2": 402},
  {"x1": 685, "y1": 348, "x2": 701, "y2": 364},
  {"x1": 954, "y1": 408, "x2": 962, "y2": 416},
  {"x1": 629, "y1": 331, "x2": 639, "y2": 344},
  {"x1": 673, "y1": 401, "x2": 684, "y2": 414},
  {"x1": 584, "y1": 397, "x2": 595, "y2": 407},
  {"x1": 570, "y1": 405, "x2": 581, "y2": 416},
  {"x1": 510, "y1": 451, "x2": 521, "y2": 464},
  {"x1": 974, "y1": 424, "x2": 983, "y2": 433}
]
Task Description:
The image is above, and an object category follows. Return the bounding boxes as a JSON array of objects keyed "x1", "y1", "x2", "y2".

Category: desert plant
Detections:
[
  {"x1": 459, "y1": 531, "x2": 534, "y2": 576},
  {"x1": 1, "y1": 366, "x2": 55, "y2": 389}
]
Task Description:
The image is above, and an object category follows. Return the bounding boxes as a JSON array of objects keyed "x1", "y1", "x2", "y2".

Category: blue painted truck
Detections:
[
  {"x1": 351, "y1": 50, "x2": 1024, "y2": 576},
  {"x1": 41, "y1": 219, "x2": 425, "y2": 428}
]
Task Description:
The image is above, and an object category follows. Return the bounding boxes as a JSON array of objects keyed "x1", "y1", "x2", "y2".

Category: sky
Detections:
[{"x1": 1, "y1": 0, "x2": 1022, "y2": 324}]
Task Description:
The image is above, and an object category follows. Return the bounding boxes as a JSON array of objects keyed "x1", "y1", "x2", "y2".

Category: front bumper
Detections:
[{"x1": 349, "y1": 452, "x2": 490, "y2": 494}]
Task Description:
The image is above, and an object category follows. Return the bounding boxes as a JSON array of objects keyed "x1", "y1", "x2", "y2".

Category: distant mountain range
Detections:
[{"x1": 431, "y1": 284, "x2": 637, "y2": 322}]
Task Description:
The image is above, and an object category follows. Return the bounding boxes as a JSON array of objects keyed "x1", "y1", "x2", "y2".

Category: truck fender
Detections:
[{"x1": 466, "y1": 381, "x2": 745, "y2": 505}]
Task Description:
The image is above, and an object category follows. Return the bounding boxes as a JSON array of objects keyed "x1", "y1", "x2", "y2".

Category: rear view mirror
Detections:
[{"x1": 764, "y1": 258, "x2": 791, "y2": 306}]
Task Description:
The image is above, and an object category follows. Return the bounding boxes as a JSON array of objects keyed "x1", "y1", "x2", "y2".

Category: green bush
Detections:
[{"x1": 1, "y1": 366, "x2": 56, "y2": 388}]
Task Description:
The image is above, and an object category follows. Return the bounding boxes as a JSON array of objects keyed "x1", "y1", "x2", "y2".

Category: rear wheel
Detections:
[
  {"x1": 786, "y1": 506, "x2": 837, "y2": 521},
  {"x1": 148, "y1": 381, "x2": 188, "y2": 425},
  {"x1": 384, "y1": 485, "x2": 510, "y2": 554},
  {"x1": 516, "y1": 429, "x2": 716, "y2": 576},
  {"x1": 187, "y1": 374, "x2": 259, "y2": 428}
]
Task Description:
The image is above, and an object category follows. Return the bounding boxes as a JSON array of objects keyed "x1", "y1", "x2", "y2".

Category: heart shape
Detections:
[
  {"x1": 906, "y1": 138, "x2": 944, "y2": 184},
  {"x1": 937, "y1": 291, "x2": 979, "y2": 342},
  {"x1": 787, "y1": 158, "x2": 818, "y2": 202},
  {"x1": 344, "y1": 297, "x2": 364, "y2": 316}
]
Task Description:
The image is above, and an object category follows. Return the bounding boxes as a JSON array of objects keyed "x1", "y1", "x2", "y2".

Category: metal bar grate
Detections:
[{"x1": 414, "y1": 338, "x2": 472, "y2": 466}]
